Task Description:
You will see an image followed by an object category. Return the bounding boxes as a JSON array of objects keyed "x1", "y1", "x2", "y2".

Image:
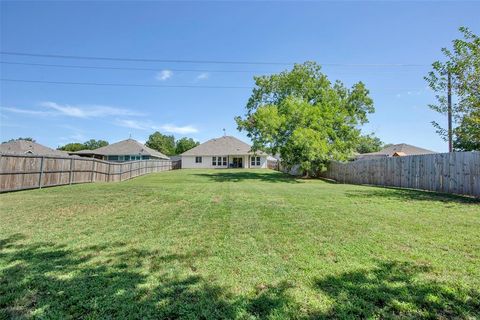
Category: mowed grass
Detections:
[{"x1": 1, "y1": 169, "x2": 479, "y2": 319}]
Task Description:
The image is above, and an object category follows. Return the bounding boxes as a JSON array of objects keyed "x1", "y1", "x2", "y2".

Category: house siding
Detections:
[
  {"x1": 181, "y1": 155, "x2": 268, "y2": 169},
  {"x1": 182, "y1": 156, "x2": 216, "y2": 169},
  {"x1": 248, "y1": 155, "x2": 268, "y2": 169}
]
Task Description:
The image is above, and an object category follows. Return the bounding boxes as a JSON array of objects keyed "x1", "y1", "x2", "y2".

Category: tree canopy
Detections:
[
  {"x1": 146, "y1": 132, "x2": 176, "y2": 156},
  {"x1": 83, "y1": 139, "x2": 109, "y2": 150},
  {"x1": 425, "y1": 27, "x2": 480, "y2": 151},
  {"x1": 236, "y1": 61, "x2": 374, "y2": 176},
  {"x1": 453, "y1": 109, "x2": 480, "y2": 151},
  {"x1": 355, "y1": 134, "x2": 385, "y2": 154},
  {"x1": 58, "y1": 140, "x2": 109, "y2": 152},
  {"x1": 58, "y1": 143, "x2": 86, "y2": 152},
  {"x1": 175, "y1": 137, "x2": 199, "y2": 154}
]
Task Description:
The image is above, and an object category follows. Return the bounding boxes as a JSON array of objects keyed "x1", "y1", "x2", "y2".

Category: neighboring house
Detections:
[
  {"x1": 0, "y1": 139, "x2": 70, "y2": 157},
  {"x1": 69, "y1": 138, "x2": 169, "y2": 162},
  {"x1": 181, "y1": 136, "x2": 268, "y2": 169},
  {"x1": 356, "y1": 143, "x2": 437, "y2": 160}
]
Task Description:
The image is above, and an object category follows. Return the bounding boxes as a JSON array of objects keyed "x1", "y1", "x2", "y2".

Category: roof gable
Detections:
[
  {"x1": 71, "y1": 139, "x2": 169, "y2": 159},
  {"x1": 377, "y1": 143, "x2": 436, "y2": 155},
  {"x1": 357, "y1": 143, "x2": 437, "y2": 159},
  {"x1": 181, "y1": 136, "x2": 265, "y2": 156},
  {"x1": 0, "y1": 140, "x2": 69, "y2": 157}
]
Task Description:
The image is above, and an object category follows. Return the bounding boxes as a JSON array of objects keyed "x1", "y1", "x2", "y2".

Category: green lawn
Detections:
[{"x1": 1, "y1": 169, "x2": 479, "y2": 319}]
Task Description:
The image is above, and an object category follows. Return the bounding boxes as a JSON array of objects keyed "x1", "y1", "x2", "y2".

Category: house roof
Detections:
[
  {"x1": 0, "y1": 140, "x2": 70, "y2": 157},
  {"x1": 181, "y1": 136, "x2": 266, "y2": 156},
  {"x1": 69, "y1": 139, "x2": 169, "y2": 159},
  {"x1": 357, "y1": 143, "x2": 437, "y2": 159}
]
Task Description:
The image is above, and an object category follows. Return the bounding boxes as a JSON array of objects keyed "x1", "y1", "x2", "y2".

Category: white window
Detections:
[
  {"x1": 212, "y1": 156, "x2": 216, "y2": 166},
  {"x1": 256, "y1": 156, "x2": 261, "y2": 166},
  {"x1": 223, "y1": 157, "x2": 227, "y2": 166},
  {"x1": 251, "y1": 156, "x2": 261, "y2": 166},
  {"x1": 195, "y1": 156, "x2": 202, "y2": 163}
]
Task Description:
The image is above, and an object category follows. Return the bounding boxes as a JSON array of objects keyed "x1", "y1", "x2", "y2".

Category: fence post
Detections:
[
  {"x1": 69, "y1": 158, "x2": 74, "y2": 185},
  {"x1": 129, "y1": 162, "x2": 133, "y2": 179},
  {"x1": 107, "y1": 162, "x2": 111, "y2": 182},
  {"x1": 38, "y1": 156, "x2": 45, "y2": 189},
  {"x1": 91, "y1": 160, "x2": 95, "y2": 182}
]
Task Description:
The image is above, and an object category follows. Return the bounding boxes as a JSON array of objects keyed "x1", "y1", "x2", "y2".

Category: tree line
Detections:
[
  {"x1": 144, "y1": 133, "x2": 199, "y2": 156},
  {"x1": 58, "y1": 139, "x2": 109, "y2": 152},
  {"x1": 55, "y1": 134, "x2": 199, "y2": 156}
]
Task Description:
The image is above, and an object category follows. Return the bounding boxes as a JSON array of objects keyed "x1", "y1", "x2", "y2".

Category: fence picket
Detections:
[
  {"x1": 321, "y1": 152, "x2": 479, "y2": 198},
  {"x1": 0, "y1": 154, "x2": 180, "y2": 192}
]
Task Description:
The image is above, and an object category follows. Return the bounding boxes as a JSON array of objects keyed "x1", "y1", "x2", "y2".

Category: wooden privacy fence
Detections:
[
  {"x1": 322, "y1": 152, "x2": 480, "y2": 198},
  {"x1": 266, "y1": 159, "x2": 279, "y2": 170},
  {"x1": 0, "y1": 154, "x2": 181, "y2": 193}
]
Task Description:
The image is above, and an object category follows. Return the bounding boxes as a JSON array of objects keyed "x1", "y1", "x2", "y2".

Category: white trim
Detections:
[{"x1": 181, "y1": 154, "x2": 267, "y2": 169}]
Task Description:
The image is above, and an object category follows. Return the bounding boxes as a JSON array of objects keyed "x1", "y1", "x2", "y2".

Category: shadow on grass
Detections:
[
  {"x1": 345, "y1": 187, "x2": 480, "y2": 204},
  {"x1": 0, "y1": 235, "x2": 231, "y2": 319},
  {"x1": 1, "y1": 234, "x2": 478, "y2": 319},
  {"x1": 0, "y1": 234, "x2": 298, "y2": 319},
  {"x1": 314, "y1": 261, "x2": 480, "y2": 319},
  {"x1": 193, "y1": 170, "x2": 300, "y2": 183}
]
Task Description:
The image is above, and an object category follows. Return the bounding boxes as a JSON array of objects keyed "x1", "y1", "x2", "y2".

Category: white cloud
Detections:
[
  {"x1": 196, "y1": 72, "x2": 209, "y2": 81},
  {"x1": 2, "y1": 103, "x2": 143, "y2": 118},
  {"x1": 115, "y1": 119, "x2": 151, "y2": 130},
  {"x1": 41, "y1": 102, "x2": 142, "y2": 118},
  {"x1": 156, "y1": 70, "x2": 173, "y2": 81},
  {"x1": 158, "y1": 124, "x2": 198, "y2": 134},
  {"x1": 59, "y1": 133, "x2": 87, "y2": 142},
  {"x1": 1, "y1": 106, "x2": 53, "y2": 116},
  {"x1": 115, "y1": 119, "x2": 198, "y2": 135}
]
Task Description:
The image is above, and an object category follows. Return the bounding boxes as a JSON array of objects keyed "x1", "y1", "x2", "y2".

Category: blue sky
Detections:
[{"x1": 1, "y1": 1, "x2": 479, "y2": 152}]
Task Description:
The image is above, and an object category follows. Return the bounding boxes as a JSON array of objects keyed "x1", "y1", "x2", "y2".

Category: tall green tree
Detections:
[
  {"x1": 83, "y1": 139, "x2": 109, "y2": 150},
  {"x1": 453, "y1": 109, "x2": 480, "y2": 151},
  {"x1": 175, "y1": 137, "x2": 199, "y2": 154},
  {"x1": 425, "y1": 27, "x2": 480, "y2": 151},
  {"x1": 356, "y1": 134, "x2": 385, "y2": 154},
  {"x1": 58, "y1": 143, "x2": 86, "y2": 152},
  {"x1": 146, "y1": 132, "x2": 175, "y2": 155},
  {"x1": 236, "y1": 61, "x2": 374, "y2": 176},
  {"x1": 58, "y1": 140, "x2": 109, "y2": 151}
]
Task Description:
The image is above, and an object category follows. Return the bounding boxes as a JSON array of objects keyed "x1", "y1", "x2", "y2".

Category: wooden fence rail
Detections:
[
  {"x1": 0, "y1": 154, "x2": 181, "y2": 193},
  {"x1": 321, "y1": 152, "x2": 480, "y2": 198}
]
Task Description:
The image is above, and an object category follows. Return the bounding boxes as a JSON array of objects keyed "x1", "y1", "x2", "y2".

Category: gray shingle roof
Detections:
[
  {"x1": 0, "y1": 140, "x2": 70, "y2": 157},
  {"x1": 181, "y1": 136, "x2": 266, "y2": 156},
  {"x1": 357, "y1": 143, "x2": 437, "y2": 159},
  {"x1": 70, "y1": 139, "x2": 169, "y2": 159}
]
